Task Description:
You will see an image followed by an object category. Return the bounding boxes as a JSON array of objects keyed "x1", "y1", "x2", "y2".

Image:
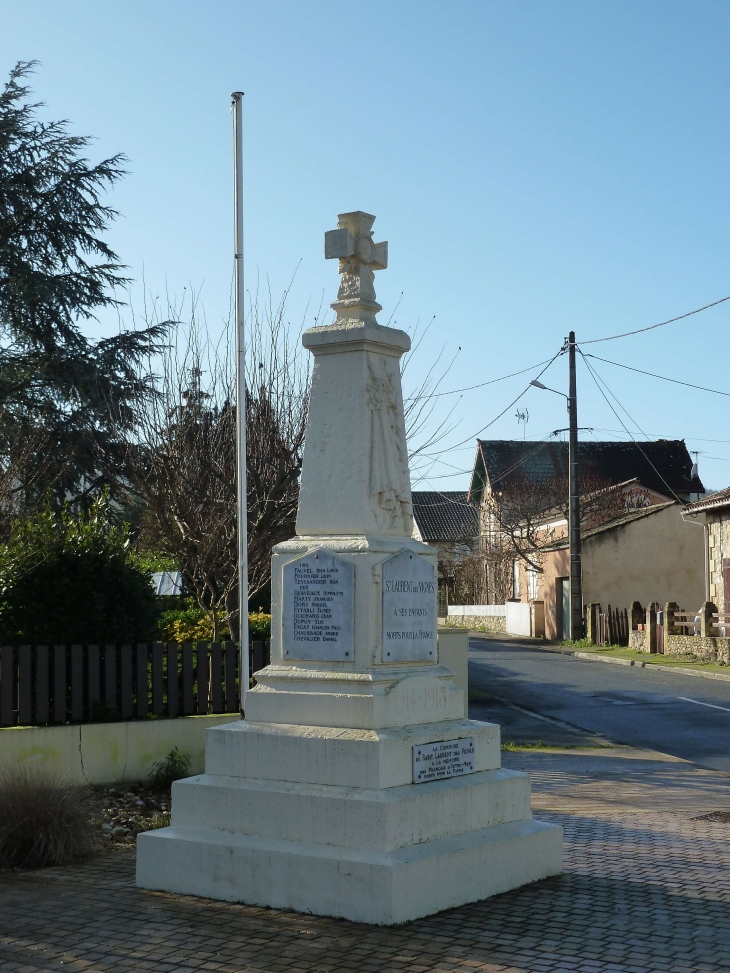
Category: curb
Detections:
[
  {"x1": 571, "y1": 650, "x2": 730, "y2": 683},
  {"x1": 469, "y1": 633, "x2": 730, "y2": 684}
]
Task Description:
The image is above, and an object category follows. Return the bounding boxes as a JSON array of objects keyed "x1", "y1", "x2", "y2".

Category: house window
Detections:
[
  {"x1": 527, "y1": 566, "x2": 538, "y2": 601},
  {"x1": 513, "y1": 560, "x2": 520, "y2": 599}
]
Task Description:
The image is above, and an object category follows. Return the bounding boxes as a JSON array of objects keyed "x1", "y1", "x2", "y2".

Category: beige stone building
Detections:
[
  {"x1": 534, "y1": 501, "x2": 706, "y2": 640},
  {"x1": 466, "y1": 438, "x2": 706, "y2": 637},
  {"x1": 683, "y1": 488, "x2": 730, "y2": 625}
]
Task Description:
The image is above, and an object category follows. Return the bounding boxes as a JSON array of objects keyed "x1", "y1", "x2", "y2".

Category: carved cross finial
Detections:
[{"x1": 325, "y1": 211, "x2": 388, "y2": 320}]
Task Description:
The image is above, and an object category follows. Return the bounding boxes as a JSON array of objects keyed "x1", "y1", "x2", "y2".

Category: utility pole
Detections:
[
  {"x1": 567, "y1": 331, "x2": 583, "y2": 640},
  {"x1": 232, "y1": 92, "x2": 249, "y2": 711}
]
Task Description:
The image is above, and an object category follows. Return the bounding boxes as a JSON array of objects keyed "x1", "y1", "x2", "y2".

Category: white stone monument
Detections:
[{"x1": 136, "y1": 211, "x2": 562, "y2": 924}]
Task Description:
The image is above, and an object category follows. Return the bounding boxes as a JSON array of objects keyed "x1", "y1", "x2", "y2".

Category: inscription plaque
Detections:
[
  {"x1": 413, "y1": 738, "x2": 475, "y2": 783},
  {"x1": 282, "y1": 550, "x2": 354, "y2": 662},
  {"x1": 381, "y1": 550, "x2": 437, "y2": 662}
]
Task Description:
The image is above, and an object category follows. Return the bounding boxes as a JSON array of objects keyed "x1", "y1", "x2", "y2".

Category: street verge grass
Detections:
[
  {"x1": 500, "y1": 740, "x2": 614, "y2": 751},
  {"x1": 557, "y1": 641, "x2": 729, "y2": 673}
]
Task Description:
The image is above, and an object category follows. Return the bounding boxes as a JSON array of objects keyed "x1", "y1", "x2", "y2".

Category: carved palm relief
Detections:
[{"x1": 367, "y1": 355, "x2": 413, "y2": 532}]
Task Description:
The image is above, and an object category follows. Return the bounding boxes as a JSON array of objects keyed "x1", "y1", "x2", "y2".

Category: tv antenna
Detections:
[{"x1": 515, "y1": 408, "x2": 529, "y2": 440}]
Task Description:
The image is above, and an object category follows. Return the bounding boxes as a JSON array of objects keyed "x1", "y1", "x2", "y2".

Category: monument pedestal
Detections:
[
  {"x1": 137, "y1": 715, "x2": 561, "y2": 924},
  {"x1": 137, "y1": 211, "x2": 562, "y2": 923}
]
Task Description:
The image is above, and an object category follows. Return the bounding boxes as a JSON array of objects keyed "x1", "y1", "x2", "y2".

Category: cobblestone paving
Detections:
[{"x1": 1, "y1": 751, "x2": 729, "y2": 973}]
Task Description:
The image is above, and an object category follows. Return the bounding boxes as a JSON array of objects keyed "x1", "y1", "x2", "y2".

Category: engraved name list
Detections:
[{"x1": 282, "y1": 551, "x2": 354, "y2": 662}]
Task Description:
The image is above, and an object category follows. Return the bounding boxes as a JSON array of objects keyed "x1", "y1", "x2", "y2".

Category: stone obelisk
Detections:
[{"x1": 137, "y1": 211, "x2": 562, "y2": 924}]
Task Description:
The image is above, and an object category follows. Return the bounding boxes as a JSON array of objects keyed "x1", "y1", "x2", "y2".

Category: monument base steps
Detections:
[
  {"x1": 203, "y1": 718, "x2": 501, "y2": 788},
  {"x1": 245, "y1": 664, "x2": 466, "y2": 729},
  {"x1": 137, "y1": 817, "x2": 562, "y2": 925},
  {"x1": 137, "y1": 718, "x2": 562, "y2": 924},
  {"x1": 169, "y1": 768, "x2": 532, "y2": 849}
]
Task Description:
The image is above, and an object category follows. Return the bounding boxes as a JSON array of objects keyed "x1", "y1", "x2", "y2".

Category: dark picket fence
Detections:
[
  {"x1": 0, "y1": 640, "x2": 270, "y2": 728},
  {"x1": 596, "y1": 606, "x2": 629, "y2": 647}
]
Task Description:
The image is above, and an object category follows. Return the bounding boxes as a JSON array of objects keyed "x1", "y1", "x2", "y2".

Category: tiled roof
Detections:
[
  {"x1": 468, "y1": 439, "x2": 704, "y2": 502},
  {"x1": 683, "y1": 486, "x2": 730, "y2": 514},
  {"x1": 544, "y1": 500, "x2": 677, "y2": 549},
  {"x1": 411, "y1": 491, "x2": 479, "y2": 542}
]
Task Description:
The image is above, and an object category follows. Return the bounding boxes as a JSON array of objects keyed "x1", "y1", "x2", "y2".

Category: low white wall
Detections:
[
  {"x1": 448, "y1": 605, "x2": 506, "y2": 617},
  {"x1": 0, "y1": 715, "x2": 240, "y2": 785},
  {"x1": 505, "y1": 601, "x2": 532, "y2": 637}
]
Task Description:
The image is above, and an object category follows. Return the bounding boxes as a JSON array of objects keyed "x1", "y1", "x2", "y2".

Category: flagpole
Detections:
[{"x1": 231, "y1": 91, "x2": 249, "y2": 713}]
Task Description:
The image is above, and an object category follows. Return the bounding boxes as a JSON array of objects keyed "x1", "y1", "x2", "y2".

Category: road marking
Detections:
[{"x1": 677, "y1": 696, "x2": 730, "y2": 714}]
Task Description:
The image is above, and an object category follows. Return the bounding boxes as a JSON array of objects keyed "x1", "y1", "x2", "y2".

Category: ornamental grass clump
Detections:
[
  {"x1": 0, "y1": 764, "x2": 97, "y2": 869},
  {"x1": 147, "y1": 748, "x2": 191, "y2": 790}
]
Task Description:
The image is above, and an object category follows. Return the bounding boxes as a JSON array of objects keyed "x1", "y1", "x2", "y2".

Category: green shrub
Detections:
[
  {"x1": 248, "y1": 611, "x2": 271, "y2": 639},
  {"x1": 157, "y1": 605, "x2": 271, "y2": 642},
  {"x1": 0, "y1": 497, "x2": 160, "y2": 644},
  {"x1": 0, "y1": 764, "x2": 97, "y2": 868},
  {"x1": 135, "y1": 551, "x2": 178, "y2": 575},
  {"x1": 147, "y1": 747, "x2": 191, "y2": 789},
  {"x1": 157, "y1": 604, "x2": 230, "y2": 642}
]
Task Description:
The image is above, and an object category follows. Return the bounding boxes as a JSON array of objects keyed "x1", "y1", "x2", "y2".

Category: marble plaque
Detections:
[
  {"x1": 381, "y1": 550, "x2": 437, "y2": 663},
  {"x1": 412, "y1": 738, "x2": 475, "y2": 783},
  {"x1": 282, "y1": 550, "x2": 354, "y2": 662}
]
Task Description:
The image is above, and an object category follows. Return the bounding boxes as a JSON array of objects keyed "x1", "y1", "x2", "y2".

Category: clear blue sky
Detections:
[{"x1": 4, "y1": 0, "x2": 730, "y2": 492}]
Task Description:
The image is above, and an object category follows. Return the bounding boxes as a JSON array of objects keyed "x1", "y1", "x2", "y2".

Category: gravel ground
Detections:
[{"x1": 87, "y1": 782, "x2": 172, "y2": 846}]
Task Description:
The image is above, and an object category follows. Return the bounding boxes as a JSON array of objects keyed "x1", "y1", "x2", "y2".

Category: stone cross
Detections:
[{"x1": 325, "y1": 211, "x2": 388, "y2": 317}]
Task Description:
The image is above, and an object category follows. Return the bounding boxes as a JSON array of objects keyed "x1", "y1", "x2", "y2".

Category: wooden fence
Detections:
[
  {"x1": 596, "y1": 606, "x2": 629, "y2": 646},
  {"x1": 0, "y1": 640, "x2": 270, "y2": 728}
]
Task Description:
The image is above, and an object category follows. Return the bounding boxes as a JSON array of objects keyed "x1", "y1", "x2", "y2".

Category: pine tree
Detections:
[{"x1": 0, "y1": 61, "x2": 168, "y2": 518}]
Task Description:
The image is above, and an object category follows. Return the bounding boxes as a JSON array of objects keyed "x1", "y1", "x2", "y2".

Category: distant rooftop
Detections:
[
  {"x1": 468, "y1": 439, "x2": 704, "y2": 503},
  {"x1": 684, "y1": 486, "x2": 730, "y2": 515},
  {"x1": 411, "y1": 491, "x2": 479, "y2": 543}
]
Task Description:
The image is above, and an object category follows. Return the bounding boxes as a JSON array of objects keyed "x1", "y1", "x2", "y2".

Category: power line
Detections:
[
  {"x1": 578, "y1": 294, "x2": 730, "y2": 345},
  {"x1": 590, "y1": 427, "x2": 730, "y2": 445},
  {"x1": 578, "y1": 351, "x2": 685, "y2": 504},
  {"x1": 584, "y1": 353, "x2": 730, "y2": 399},
  {"x1": 403, "y1": 357, "x2": 557, "y2": 401},
  {"x1": 446, "y1": 347, "x2": 566, "y2": 451}
]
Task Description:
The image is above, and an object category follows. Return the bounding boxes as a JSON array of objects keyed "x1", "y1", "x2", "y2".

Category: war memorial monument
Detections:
[{"x1": 137, "y1": 212, "x2": 563, "y2": 924}]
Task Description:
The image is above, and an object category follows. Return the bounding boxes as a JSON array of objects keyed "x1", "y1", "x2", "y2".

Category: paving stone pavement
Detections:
[{"x1": 1, "y1": 748, "x2": 729, "y2": 973}]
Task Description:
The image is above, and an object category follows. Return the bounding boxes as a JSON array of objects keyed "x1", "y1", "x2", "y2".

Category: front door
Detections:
[{"x1": 557, "y1": 577, "x2": 570, "y2": 640}]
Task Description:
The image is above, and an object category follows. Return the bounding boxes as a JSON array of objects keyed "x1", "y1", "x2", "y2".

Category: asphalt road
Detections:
[{"x1": 468, "y1": 636, "x2": 730, "y2": 773}]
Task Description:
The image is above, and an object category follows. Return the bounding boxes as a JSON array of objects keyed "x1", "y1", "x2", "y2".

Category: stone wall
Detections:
[
  {"x1": 628, "y1": 627, "x2": 729, "y2": 663},
  {"x1": 444, "y1": 614, "x2": 506, "y2": 634},
  {"x1": 665, "y1": 634, "x2": 730, "y2": 665},
  {"x1": 708, "y1": 510, "x2": 730, "y2": 620},
  {"x1": 629, "y1": 630, "x2": 647, "y2": 652}
]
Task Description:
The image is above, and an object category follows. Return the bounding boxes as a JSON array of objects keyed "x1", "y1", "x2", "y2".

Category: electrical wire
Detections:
[
  {"x1": 403, "y1": 356, "x2": 557, "y2": 401},
  {"x1": 444, "y1": 347, "x2": 566, "y2": 452},
  {"x1": 590, "y1": 428, "x2": 730, "y2": 445},
  {"x1": 584, "y1": 353, "x2": 730, "y2": 399},
  {"x1": 578, "y1": 351, "x2": 685, "y2": 504},
  {"x1": 578, "y1": 294, "x2": 730, "y2": 345}
]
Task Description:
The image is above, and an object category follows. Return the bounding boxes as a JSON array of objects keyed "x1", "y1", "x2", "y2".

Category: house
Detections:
[
  {"x1": 465, "y1": 438, "x2": 706, "y2": 629},
  {"x1": 683, "y1": 488, "x2": 730, "y2": 626},
  {"x1": 411, "y1": 491, "x2": 480, "y2": 606},
  {"x1": 411, "y1": 491, "x2": 479, "y2": 559},
  {"x1": 536, "y1": 501, "x2": 706, "y2": 639},
  {"x1": 468, "y1": 439, "x2": 705, "y2": 510}
]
